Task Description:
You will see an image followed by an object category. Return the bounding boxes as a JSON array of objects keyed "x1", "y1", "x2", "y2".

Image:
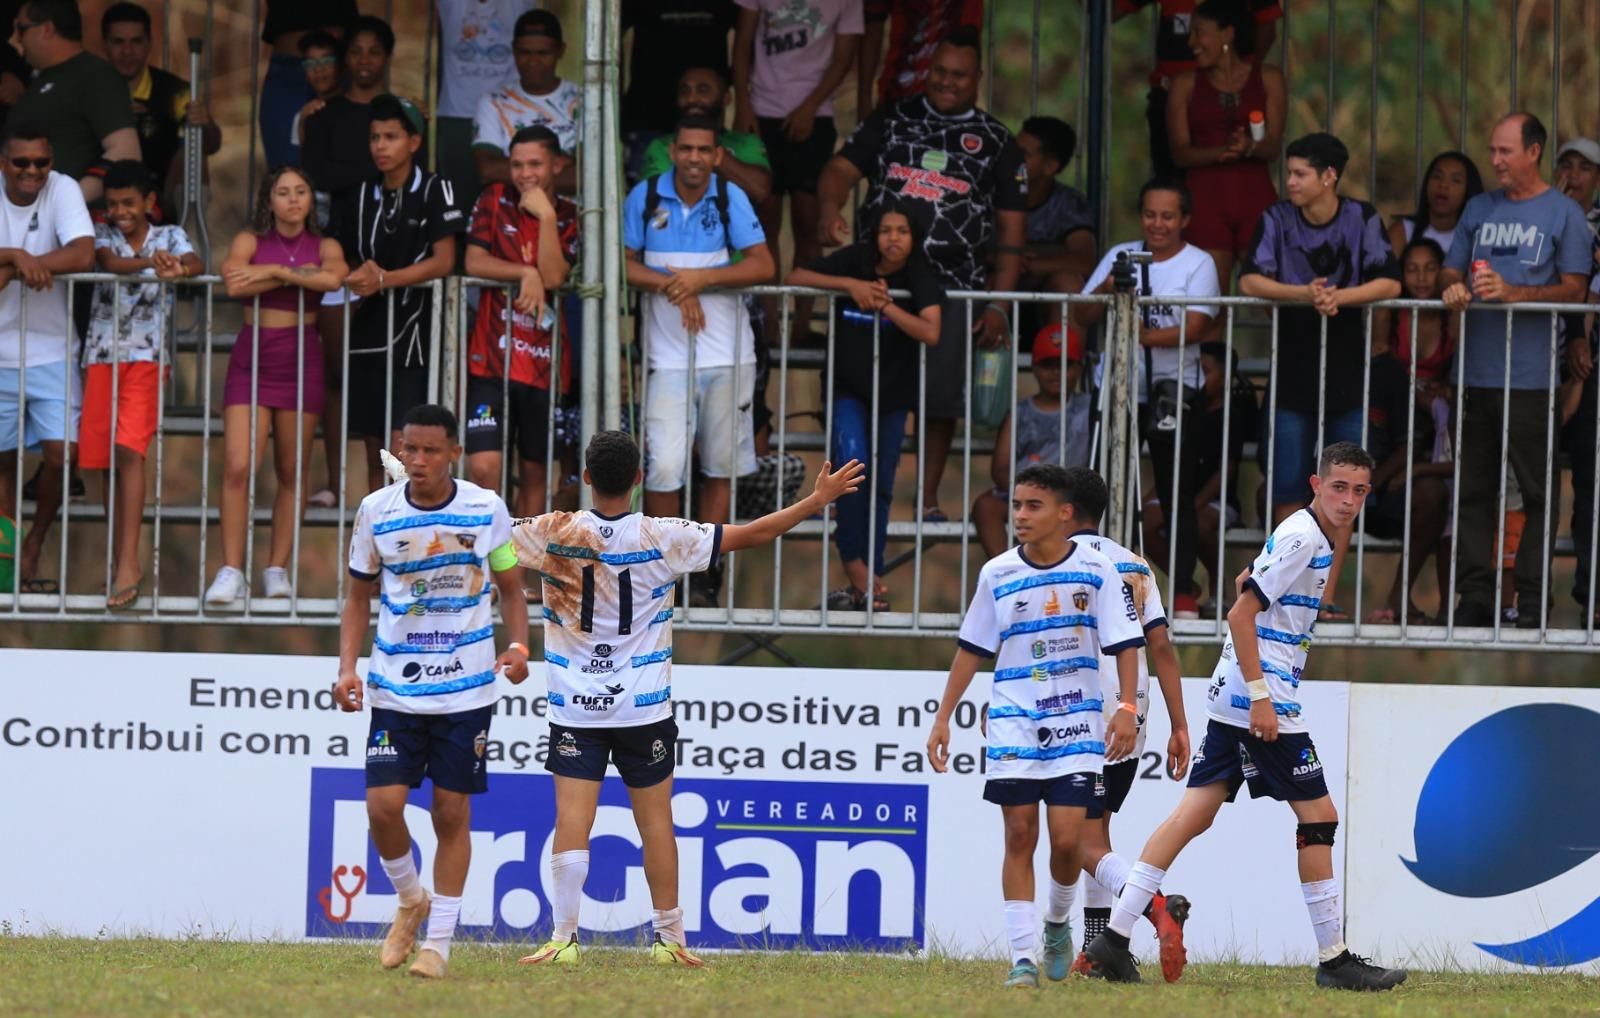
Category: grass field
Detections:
[{"x1": 3, "y1": 938, "x2": 1597, "y2": 1017}]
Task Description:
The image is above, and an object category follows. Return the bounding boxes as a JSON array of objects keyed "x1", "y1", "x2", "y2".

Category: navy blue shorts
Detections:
[
  {"x1": 1187, "y1": 718, "x2": 1329, "y2": 802},
  {"x1": 1103, "y1": 759, "x2": 1138, "y2": 814},
  {"x1": 983, "y1": 771, "x2": 1106, "y2": 817},
  {"x1": 546, "y1": 717, "x2": 677, "y2": 788},
  {"x1": 366, "y1": 705, "x2": 493, "y2": 795}
]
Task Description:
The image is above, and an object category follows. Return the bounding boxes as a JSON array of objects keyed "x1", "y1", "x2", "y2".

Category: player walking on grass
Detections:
[
  {"x1": 926, "y1": 464, "x2": 1147, "y2": 989},
  {"x1": 1085, "y1": 442, "x2": 1408, "y2": 991},
  {"x1": 334, "y1": 404, "x2": 532, "y2": 980},
  {"x1": 512, "y1": 431, "x2": 862, "y2": 967}
]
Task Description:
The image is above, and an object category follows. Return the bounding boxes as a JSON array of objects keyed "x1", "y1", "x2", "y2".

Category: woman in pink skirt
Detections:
[{"x1": 206, "y1": 166, "x2": 348, "y2": 604}]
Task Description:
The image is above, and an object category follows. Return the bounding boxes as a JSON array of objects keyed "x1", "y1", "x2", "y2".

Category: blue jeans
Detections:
[
  {"x1": 831, "y1": 396, "x2": 907, "y2": 577},
  {"x1": 260, "y1": 55, "x2": 312, "y2": 170},
  {"x1": 1266, "y1": 405, "x2": 1365, "y2": 507}
]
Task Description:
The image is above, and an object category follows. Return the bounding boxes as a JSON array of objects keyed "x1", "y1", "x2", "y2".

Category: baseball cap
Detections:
[
  {"x1": 372, "y1": 93, "x2": 426, "y2": 136},
  {"x1": 1031, "y1": 322, "x2": 1084, "y2": 364},
  {"x1": 514, "y1": 9, "x2": 564, "y2": 43},
  {"x1": 1557, "y1": 138, "x2": 1600, "y2": 166}
]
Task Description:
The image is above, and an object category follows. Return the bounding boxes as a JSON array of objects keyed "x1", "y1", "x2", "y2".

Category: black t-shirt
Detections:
[
  {"x1": 621, "y1": 0, "x2": 736, "y2": 133},
  {"x1": 839, "y1": 96, "x2": 1027, "y2": 289},
  {"x1": 261, "y1": 0, "x2": 360, "y2": 43},
  {"x1": 808, "y1": 244, "x2": 945, "y2": 413},
  {"x1": 334, "y1": 165, "x2": 466, "y2": 361},
  {"x1": 301, "y1": 96, "x2": 377, "y2": 199}
]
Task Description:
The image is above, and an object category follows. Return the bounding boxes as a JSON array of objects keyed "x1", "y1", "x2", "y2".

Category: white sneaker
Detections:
[
  {"x1": 262, "y1": 566, "x2": 292, "y2": 599},
  {"x1": 204, "y1": 566, "x2": 245, "y2": 605}
]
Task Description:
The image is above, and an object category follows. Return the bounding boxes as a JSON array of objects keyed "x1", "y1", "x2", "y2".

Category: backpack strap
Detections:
[{"x1": 642, "y1": 173, "x2": 663, "y2": 231}]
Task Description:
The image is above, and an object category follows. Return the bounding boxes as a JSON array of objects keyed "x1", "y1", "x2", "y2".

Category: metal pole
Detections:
[
  {"x1": 1086, "y1": 2, "x2": 1108, "y2": 239},
  {"x1": 602, "y1": 0, "x2": 623, "y2": 431},
  {"x1": 578, "y1": 0, "x2": 605, "y2": 507},
  {"x1": 246, "y1": 0, "x2": 263, "y2": 218}
]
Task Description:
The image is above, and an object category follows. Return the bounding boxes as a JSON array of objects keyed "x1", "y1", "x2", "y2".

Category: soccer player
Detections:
[
  {"x1": 1052, "y1": 467, "x2": 1193, "y2": 983},
  {"x1": 512, "y1": 431, "x2": 862, "y2": 966},
  {"x1": 1084, "y1": 442, "x2": 1408, "y2": 991},
  {"x1": 926, "y1": 463, "x2": 1147, "y2": 989},
  {"x1": 334, "y1": 403, "x2": 532, "y2": 979}
]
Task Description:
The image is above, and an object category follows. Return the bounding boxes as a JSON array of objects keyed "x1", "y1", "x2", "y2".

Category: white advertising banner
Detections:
[
  {"x1": 1344, "y1": 684, "x2": 1600, "y2": 972},
  {"x1": 1, "y1": 649, "x2": 1347, "y2": 963}
]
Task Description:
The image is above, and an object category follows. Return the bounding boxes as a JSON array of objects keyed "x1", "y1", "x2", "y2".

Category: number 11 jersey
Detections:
[{"x1": 512, "y1": 510, "x2": 722, "y2": 728}]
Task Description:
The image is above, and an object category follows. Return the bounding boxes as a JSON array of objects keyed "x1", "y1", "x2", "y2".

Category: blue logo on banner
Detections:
[
  {"x1": 305, "y1": 768, "x2": 927, "y2": 950},
  {"x1": 1402, "y1": 703, "x2": 1600, "y2": 966}
]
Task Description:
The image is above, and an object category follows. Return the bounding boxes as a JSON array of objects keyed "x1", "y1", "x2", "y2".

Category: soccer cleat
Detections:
[
  {"x1": 1084, "y1": 932, "x2": 1142, "y2": 983},
  {"x1": 1315, "y1": 950, "x2": 1408, "y2": 991},
  {"x1": 407, "y1": 948, "x2": 447, "y2": 979},
  {"x1": 379, "y1": 891, "x2": 431, "y2": 969},
  {"x1": 650, "y1": 934, "x2": 706, "y2": 967},
  {"x1": 1003, "y1": 959, "x2": 1040, "y2": 988},
  {"x1": 518, "y1": 935, "x2": 581, "y2": 965},
  {"x1": 1069, "y1": 950, "x2": 1096, "y2": 977},
  {"x1": 1041, "y1": 920, "x2": 1073, "y2": 982},
  {"x1": 1150, "y1": 892, "x2": 1191, "y2": 983}
]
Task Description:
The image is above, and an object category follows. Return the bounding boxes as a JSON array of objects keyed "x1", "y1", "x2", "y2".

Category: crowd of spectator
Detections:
[{"x1": 4, "y1": 0, "x2": 1600, "y2": 634}]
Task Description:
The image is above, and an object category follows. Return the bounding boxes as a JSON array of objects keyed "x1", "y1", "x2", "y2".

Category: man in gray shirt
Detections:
[{"x1": 1441, "y1": 112, "x2": 1591, "y2": 628}]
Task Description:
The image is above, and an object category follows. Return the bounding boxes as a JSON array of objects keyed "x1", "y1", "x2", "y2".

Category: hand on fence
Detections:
[
  {"x1": 843, "y1": 277, "x2": 891, "y2": 312},
  {"x1": 151, "y1": 250, "x2": 186, "y2": 280},
  {"x1": 1470, "y1": 266, "x2": 1509, "y2": 302},
  {"x1": 334, "y1": 671, "x2": 364, "y2": 712},
  {"x1": 513, "y1": 267, "x2": 547, "y2": 320},
  {"x1": 1309, "y1": 278, "x2": 1341, "y2": 317},
  {"x1": 1441, "y1": 281, "x2": 1472, "y2": 311},
  {"x1": 346, "y1": 260, "x2": 384, "y2": 298},
  {"x1": 810, "y1": 458, "x2": 866, "y2": 505},
  {"x1": 662, "y1": 267, "x2": 710, "y2": 303},
  {"x1": 973, "y1": 306, "x2": 1009, "y2": 349},
  {"x1": 11, "y1": 250, "x2": 52, "y2": 291},
  {"x1": 186, "y1": 100, "x2": 213, "y2": 127}
]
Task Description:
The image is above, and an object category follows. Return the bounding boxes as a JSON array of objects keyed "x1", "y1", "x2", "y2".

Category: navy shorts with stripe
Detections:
[
  {"x1": 1187, "y1": 718, "x2": 1329, "y2": 802},
  {"x1": 546, "y1": 717, "x2": 678, "y2": 788},
  {"x1": 365, "y1": 705, "x2": 493, "y2": 794},
  {"x1": 984, "y1": 770, "x2": 1106, "y2": 817}
]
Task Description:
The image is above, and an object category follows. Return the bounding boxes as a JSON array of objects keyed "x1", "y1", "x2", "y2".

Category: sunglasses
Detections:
[
  {"x1": 8, "y1": 157, "x2": 50, "y2": 169},
  {"x1": 301, "y1": 56, "x2": 337, "y2": 69},
  {"x1": 13, "y1": 20, "x2": 37, "y2": 34}
]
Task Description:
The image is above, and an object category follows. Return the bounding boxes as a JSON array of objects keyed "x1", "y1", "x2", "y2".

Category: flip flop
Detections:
[
  {"x1": 921, "y1": 507, "x2": 949, "y2": 524},
  {"x1": 107, "y1": 581, "x2": 142, "y2": 610},
  {"x1": 19, "y1": 577, "x2": 58, "y2": 594},
  {"x1": 1317, "y1": 603, "x2": 1349, "y2": 622}
]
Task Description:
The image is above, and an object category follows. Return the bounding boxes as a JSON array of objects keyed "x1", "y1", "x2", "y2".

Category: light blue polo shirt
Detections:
[{"x1": 623, "y1": 170, "x2": 765, "y2": 370}]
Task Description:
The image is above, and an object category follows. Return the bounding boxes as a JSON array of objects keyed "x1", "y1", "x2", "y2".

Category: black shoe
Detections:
[
  {"x1": 1315, "y1": 949, "x2": 1407, "y2": 991},
  {"x1": 1452, "y1": 601, "x2": 1493, "y2": 627},
  {"x1": 689, "y1": 564, "x2": 723, "y2": 609},
  {"x1": 1083, "y1": 931, "x2": 1142, "y2": 983},
  {"x1": 21, "y1": 467, "x2": 86, "y2": 502}
]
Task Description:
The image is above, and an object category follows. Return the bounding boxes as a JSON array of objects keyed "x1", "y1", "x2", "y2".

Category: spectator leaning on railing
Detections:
[
  {"x1": 0, "y1": 125, "x2": 93, "y2": 596},
  {"x1": 1440, "y1": 112, "x2": 1591, "y2": 629},
  {"x1": 85, "y1": 160, "x2": 201, "y2": 610},
  {"x1": 624, "y1": 111, "x2": 775, "y2": 608},
  {"x1": 463, "y1": 125, "x2": 578, "y2": 520}
]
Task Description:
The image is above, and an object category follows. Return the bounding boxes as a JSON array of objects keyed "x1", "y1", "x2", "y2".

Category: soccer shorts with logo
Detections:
[
  {"x1": 1186, "y1": 718, "x2": 1329, "y2": 802},
  {"x1": 983, "y1": 771, "x2": 1106, "y2": 818},
  {"x1": 365, "y1": 705, "x2": 494, "y2": 794},
  {"x1": 545, "y1": 717, "x2": 677, "y2": 788},
  {"x1": 1102, "y1": 758, "x2": 1139, "y2": 813},
  {"x1": 463, "y1": 374, "x2": 552, "y2": 462}
]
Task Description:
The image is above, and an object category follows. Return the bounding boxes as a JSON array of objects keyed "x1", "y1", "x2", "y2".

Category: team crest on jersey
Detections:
[
  {"x1": 960, "y1": 132, "x2": 982, "y2": 154},
  {"x1": 650, "y1": 207, "x2": 670, "y2": 230},
  {"x1": 1030, "y1": 640, "x2": 1046, "y2": 659},
  {"x1": 920, "y1": 149, "x2": 949, "y2": 172},
  {"x1": 1072, "y1": 589, "x2": 1089, "y2": 612},
  {"x1": 594, "y1": 644, "x2": 614, "y2": 657},
  {"x1": 456, "y1": 533, "x2": 476, "y2": 550},
  {"x1": 1043, "y1": 591, "x2": 1062, "y2": 616},
  {"x1": 600, "y1": 526, "x2": 614, "y2": 538},
  {"x1": 426, "y1": 532, "x2": 446, "y2": 556}
]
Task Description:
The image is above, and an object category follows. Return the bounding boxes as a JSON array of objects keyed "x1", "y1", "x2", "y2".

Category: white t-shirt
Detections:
[
  {"x1": 1399, "y1": 218, "x2": 1457, "y2": 258},
  {"x1": 472, "y1": 78, "x2": 582, "y2": 158},
  {"x1": 1083, "y1": 240, "x2": 1218, "y2": 400},
  {"x1": 957, "y1": 541, "x2": 1146, "y2": 781},
  {"x1": 512, "y1": 510, "x2": 721, "y2": 728},
  {"x1": 0, "y1": 171, "x2": 94, "y2": 367},
  {"x1": 437, "y1": 0, "x2": 536, "y2": 120},
  {"x1": 1070, "y1": 528, "x2": 1168, "y2": 759},
  {"x1": 1205, "y1": 508, "x2": 1331, "y2": 735},
  {"x1": 347, "y1": 479, "x2": 517, "y2": 715},
  {"x1": 735, "y1": 0, "x2": 865, "y2": 119}
]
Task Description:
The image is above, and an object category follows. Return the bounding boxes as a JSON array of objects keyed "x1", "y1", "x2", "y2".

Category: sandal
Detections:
[
  {"x1": 1317, "y1": 602, "x2": 1350, "y2": 622},
  {"x1": 107, "y1": 581, "x2": 143, "y2": 610},
  {"x1": 19, "y1": 577, "x2": 58, "y2": 594},
  {"x1": 825, "y1": 586, "x2": 890, "y2": 612},
  {"x1": 308, "y1": 489, "x2": 338, "y2": 509},
  {"x1": 921, "y1": 506, "x2": 949, "y2": 524}
]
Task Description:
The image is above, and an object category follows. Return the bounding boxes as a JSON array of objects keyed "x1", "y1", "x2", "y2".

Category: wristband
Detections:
[
  {"x1": 1246, "y1": 678, "x2": 1270, "y2": 702},
  {"x1": 1116, "y1": 701, "x2": 1137, "y2": 715},
  {"x1": 984, "y1": 301, "x2": 1009, "y2": 318},
  {"x1": 507, "y1": 642, "x2": 529, "y2": 659}
]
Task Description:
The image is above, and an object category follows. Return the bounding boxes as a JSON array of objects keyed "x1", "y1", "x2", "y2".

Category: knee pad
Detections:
[{"x1": 1296, "y1": 821, "x2": 1338, "y2": 849}]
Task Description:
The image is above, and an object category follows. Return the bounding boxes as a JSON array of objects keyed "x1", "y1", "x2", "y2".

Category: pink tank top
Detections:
[{"x1": 250, "y1": 229, "x2": 320, "y2": 312}]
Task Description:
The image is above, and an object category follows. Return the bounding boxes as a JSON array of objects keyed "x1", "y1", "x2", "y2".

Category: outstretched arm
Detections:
[{"x1": 719, "y1": 459, "x2": 864, "y2": 552}]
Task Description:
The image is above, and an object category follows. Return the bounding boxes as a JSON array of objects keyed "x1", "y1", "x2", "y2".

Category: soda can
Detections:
[{"x1": 1473, "y1": 259, "x2": 1490, "y2": 278}]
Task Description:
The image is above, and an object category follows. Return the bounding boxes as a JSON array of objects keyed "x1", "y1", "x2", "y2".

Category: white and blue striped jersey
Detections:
[
  {"x1": 512, "y1": 510, "x2": 721, "y2": 728},
  {"x1": 1206, "y1": 508, "x2": 1332, "y2": 734},
  {"x1": 957, "y1": 541, "x2": 1146, "y2": 780},
  {"x1": 1069, "y1": 529, "x2": 1169, "y2": 758},
  {"x1": 348, "y1": 479, "x2": 516, "y2": 715}
]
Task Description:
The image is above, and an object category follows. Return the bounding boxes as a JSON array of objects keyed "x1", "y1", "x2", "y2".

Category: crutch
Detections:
[{"x1": 172, "y1": 37, "x2": 210, "y2": 413}]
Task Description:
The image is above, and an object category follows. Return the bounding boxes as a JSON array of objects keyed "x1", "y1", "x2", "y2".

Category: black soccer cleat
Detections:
[
  {"x1": 1083, "y1": 932, "x2": 1142, "y2": 984},
  {"x1": 1315, "y1": 950, "x2": 1408, "y2": 991}
]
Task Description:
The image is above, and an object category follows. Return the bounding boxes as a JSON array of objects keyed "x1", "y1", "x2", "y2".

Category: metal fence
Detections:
[{"x1": 6, "y1": 273, "x2": 1600, "y2": 654}]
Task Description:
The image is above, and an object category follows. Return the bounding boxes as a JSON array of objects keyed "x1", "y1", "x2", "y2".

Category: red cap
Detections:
[{"x1": 1032, "y1": 322, "x2": 1084, "y2": 364}]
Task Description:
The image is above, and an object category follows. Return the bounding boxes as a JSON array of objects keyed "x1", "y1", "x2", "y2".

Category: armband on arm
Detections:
[{"x1": 1246, "y1": 678, "x2": 1270, "y2": 702}]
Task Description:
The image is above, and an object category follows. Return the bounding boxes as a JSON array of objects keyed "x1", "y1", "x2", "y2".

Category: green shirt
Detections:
[
  {"x1": 12, "y1": 53, "x2": 134, "y2": 180},
  {"x1": 640, "y1": 129, "x2": 770, "y2": 181}
]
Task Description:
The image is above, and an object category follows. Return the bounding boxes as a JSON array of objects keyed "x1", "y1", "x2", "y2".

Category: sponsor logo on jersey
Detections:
[
  {"x1": 367, "y1": 730, "x2": 398, "y2": 759},
  {"x1": 581, "y1": 656, "x2": 617, "y2": 675},
  {"x1": 469, "y1": 404, "x2": 496, "y2": 429},
  {"x1": 426, "y1": 532, "x2": 446, "y2": 556},
  {"x1": 1035, "y1": 690, "x2": 1084, "y2": 711},
  {"x1": 919, "y1": 149, "x2": 948, "y2": 172},
  {"x1": 557, "y1": 731, "x2": 581, "y2": 757},
  {"x1": 1043, "y1": 591, "x2": 1061, "y2": 617},
  {"x1": 404, "y1": 630, "x2": 465, "y2": 648},
  {"x1": 1037, "y1": 722, "x2": 1092, "y2": 747},
  {"x1": 1030, "y1": 640, "x2": 1046, "y2": 659},
  {"x1": 1292, "y1": 746, "x2": 1322, "y2": 777},
  {"x1": 1121, "y1": 582, "x2": 1138, "y2": 620},
  {"x1": 960, "y1": 132, "x2": 982, "y2": 154},
  {"x1": 594, "y1": 644, "x2": 614, "y2": 657},
  {"x1": 1014, "y1": 600, "x2": 1029, "y2": 613},
  {"x1": 574, "y1": 691, "x2": 618, "y2": 710},
  {"x1": 600, "y1": 526, "x2": 614, "y2": 538},
  {"x1": 1073, "y1": 589, "x2": 1089, "y2": 612},
  {"x1": 411, "y1": 575, "x2": 466, "y2": 597},
  {"x1": 402, "y1": 660, "x2": 466, "y2": 682}
]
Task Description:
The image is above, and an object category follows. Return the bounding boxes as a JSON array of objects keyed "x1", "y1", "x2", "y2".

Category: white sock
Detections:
[
  {"x1": 652, "y1": 906, "x2": 685, "y2": 946},
  {"x1": 1095, "y1": 852, "x2": 1132, "y2": 900},
  {"x1": 1045, "y1": 878, "x2": 1077, "y2": 925},
  {"x1": 1302, "y1": 879, "x2": 1347, "y2": 962},
  {"x1": 551, "y1": 850, "x2": 589, "y2": 940},
  {"x1": 380, "y1": 853, "x2": 425, "y2": 907},
  {"x1": 1108, "y1": 861, "x2": 1164, "y2": 938},
  {"x1": 1003, "y1": 900, "x2": 1037, "y2": 965},
  {"x1": 422, "y1": 893, "x2": 461, "y2": 959},
  {"x1": 1086, "y1": 870, "x2": 1114, "y2": 910}
]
